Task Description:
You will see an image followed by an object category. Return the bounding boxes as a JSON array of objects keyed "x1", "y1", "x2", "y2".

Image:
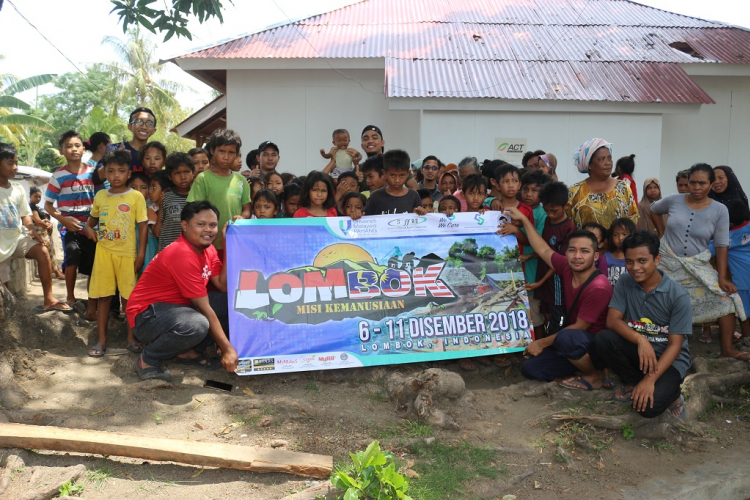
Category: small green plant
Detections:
[
  {"x1": 87, "y1": 462, "x2": 114, "y2": 490},
  {"x1": 621, "y1": 423, "x2": 635, "y2": 440},
  {"x1": 305, "y1": 382, "x2": 320, "y2": 394},
  {"x1": 152, "y1": 413, "x2": 163, "y2": 425},
  {"x1": 59, "y1": 480, "x2": 85, "y2": 496},
  {"x1": 331, "y1": 440, "x2": 412, "y2": 500}
]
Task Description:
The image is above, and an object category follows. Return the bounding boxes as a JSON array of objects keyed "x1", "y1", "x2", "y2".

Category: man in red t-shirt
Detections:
[
  {"x1": 126, "y1": 201, "x2": 238, "y2": 381},
  {"x1": 504, "y1": 207, "x2": 613, "y2": 390}
]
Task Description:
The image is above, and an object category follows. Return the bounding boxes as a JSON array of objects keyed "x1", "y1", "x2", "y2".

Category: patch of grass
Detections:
[
  {"x1": 407, "y1": 441, "x2": 505, "y2": 500},
  {"x1": 59, "y1": 480, "x2": 85, "y2": 497},
  {"x1": 304, "y1": 382, "x2": 320, "y2": 394},
  {"x1": 650, "y1": 440, "x2": 676, "y2": 453},
  {"x1": 369, "y1": 391, "x2": 388, "y2": 402},
  {"x1": 375, "y1": 420, "x2": 433, "y2": 440},
  {"x1": 233, "y1": 413, "x2": 260, "y2": 426},
  {"x1": 86, "y1": 461, "x2": 114, "y2": 490}
]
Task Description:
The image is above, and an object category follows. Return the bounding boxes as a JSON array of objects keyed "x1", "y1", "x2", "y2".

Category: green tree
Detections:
[
  {"x1": 110, "y1": 0, "x2": 229, "y2": 42},
  {"x1": 38, "y1": 67, "x2": 130, "y2": 136},
  {"x1": 477, "y1": 246, "x2": 496, "y2": 261},
  {"x1": 79, "y1": 107, "x2": 129, "y2": 143},
  {"x1": 102, "y1": 28, "x2": 186, "y2": 126},
  {"x1": 0, "y1": 72, "x2": 55, "y2": 145}
]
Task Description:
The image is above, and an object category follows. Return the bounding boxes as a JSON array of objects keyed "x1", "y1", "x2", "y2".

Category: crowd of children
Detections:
[{"x1": 2, "y1": 107, "x2": 750, "y2": 419}]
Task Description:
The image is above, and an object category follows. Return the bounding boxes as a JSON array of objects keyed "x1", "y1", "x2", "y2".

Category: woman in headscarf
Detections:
[
  {"x1": 637, "y1": 177, "x2": 664, "y2": 236},
  {"x1": 567, "y1": 138, "x2": 639, "y2": 229},
  {"x1": 537, "y1": 153, "x2": 558, "y2": 182},
  {"x1": 709, "y1": 166, "x2": 749, "y2": 211},
  {"x1": 652, "y1": 163, "x2": 748, "y2": 359}
]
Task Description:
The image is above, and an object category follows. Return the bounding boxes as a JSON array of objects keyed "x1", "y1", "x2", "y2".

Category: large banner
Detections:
[{"x1": 226, "y1": 212, "x2": 534, "y2": 375}]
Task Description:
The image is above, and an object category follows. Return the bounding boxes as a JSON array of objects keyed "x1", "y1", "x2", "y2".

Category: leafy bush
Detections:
[{"x1": 332, "y1": 440, "x2": 412, "y2": 500}]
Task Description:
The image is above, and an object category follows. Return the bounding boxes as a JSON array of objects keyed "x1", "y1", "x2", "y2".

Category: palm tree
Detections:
[
  {"x1": 101, "y1": 28, "x2": 186, "y2": 125},
  {"x1": 0, "y1": 70, "x2": 56, "y2": 145}
]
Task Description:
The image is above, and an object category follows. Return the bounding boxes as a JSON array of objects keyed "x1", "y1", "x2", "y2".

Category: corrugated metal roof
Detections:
[
  {"x1": 175, "y1": 0, "x2": 749, "y2": 102},
  {"x1": 386, "y1": 59, "x2": 715, "y2": 103}
]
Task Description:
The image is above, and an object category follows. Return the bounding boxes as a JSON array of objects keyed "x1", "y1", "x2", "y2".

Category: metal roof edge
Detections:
[
  {"x1": 161, "y1": 0, "x2": 367, "y2": 64},
  {"x1": 625, "y1": 0, "x2": 749, "y2": 32}
]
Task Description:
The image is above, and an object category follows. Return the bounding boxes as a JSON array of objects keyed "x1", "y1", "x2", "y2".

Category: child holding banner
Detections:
[{"x1": 251, "y1": 189, "x2": 279, "y2": 219}]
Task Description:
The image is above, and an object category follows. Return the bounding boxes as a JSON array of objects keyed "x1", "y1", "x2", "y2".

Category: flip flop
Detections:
[
  {"x1": 43, "y1": 301, "x2": 74, "y2": 313},
  {"x1": 493, "y1": 356, "x2": 512, "y2": 367},
  {"x1": 171, "y1": 353, "x2": 221, "y2": 370},
  {"x1": 668, "y1": 395, "x2": 686, "y2": 420},
  {"x1": 88, "y1": 346, "x2": 106, "y2": 358},
  {"x1": 459, "y1": 358, "x2": 477, "y2": 371},
  {"x1": 559, "y1": 376, "x2": 595, "y2": 391},
  {"x1": 134, "y1": 358, "x2": 172, "y2": 382},
  {"x1": 602, "y1": 377, "x2": 616, "y2": 389},
  {"x1": 699, "y1": 332, "x2": 713, "y2": 343},
  {"x1": 475, "y1": 356, "x2": 492, "y2": 366},
  {"x1": 126, "y1": 342, "x2": 144, "y2": 354},
  {"x1": 614, "y1": 385, "x2": 634, "y2": 402},
  {"x1": 734, "y1": 331, "x2": 742, "y2": 341}
]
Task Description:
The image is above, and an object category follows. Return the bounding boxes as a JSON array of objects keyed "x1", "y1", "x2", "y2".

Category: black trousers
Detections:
[{"x1": 593, "y1": 330, "x2": 683, "y2": 419}]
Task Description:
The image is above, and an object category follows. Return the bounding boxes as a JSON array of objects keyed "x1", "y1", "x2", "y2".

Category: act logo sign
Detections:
[{"x1": 494, "y1": 138, "x2": 527, "y2": 162}]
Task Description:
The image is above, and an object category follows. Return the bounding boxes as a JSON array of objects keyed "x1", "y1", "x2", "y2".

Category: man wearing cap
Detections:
[
  {"x1": 360, "y1": 125, "x2": 418, "y2": 190},
  {"x1": 256, "y1": 141, "x2": 280, "y2": 175}
]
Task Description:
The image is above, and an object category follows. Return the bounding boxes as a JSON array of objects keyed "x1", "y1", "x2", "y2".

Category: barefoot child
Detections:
[
  {"x1": 84, "y1": 150, "x2": 148, "y2": 357},
  {"x1": 45, "y1": 131, "x2": 98, "y2": 319},
  {"x1": 187, "y1": 129, "x2": 251, "y2": 260},
  {"x1": 0, "y1": 143, "x2": 69, "y2": 311},
  {"x1": 252, "y1": 189, "x2": 280, "y2": 219},
  {"x1": 29, "y1": 187, "x2": 64, "y2": 280},
  {"x1": 156, "y1": 153, "x2": 194, "y2": 252},
  {"x1": 320, "y1": 129, "x2": 362, "y2": 178},
  {"x1": 294, "y1": 171, "x2": 338, "y2": 218}
]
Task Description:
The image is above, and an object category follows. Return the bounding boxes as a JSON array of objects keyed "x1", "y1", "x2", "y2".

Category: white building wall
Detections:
[
  {"x1": 661, "y1": 76, "x2": 750, "y2": 195},
  {"x1": 420, "y1": 110, "x2": 663, "y2": 192},
  {"x1": 226, "y1": 69, "x2": 420, "y2": 175}
]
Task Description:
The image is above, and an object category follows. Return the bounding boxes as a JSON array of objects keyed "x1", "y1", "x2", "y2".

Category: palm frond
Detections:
[
  {"x1": 3, "y1": 74, "x2": 55, "y2": 95},
  {"x1": 0, "y1": 113, "x2": 53, "y2": 131},
  {"x1": 0, "y1": 95, "x2": 31, "y2": 110}
]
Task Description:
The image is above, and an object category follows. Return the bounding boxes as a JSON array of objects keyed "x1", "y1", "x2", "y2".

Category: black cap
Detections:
[
  {"x1": 361, "y1": 125, "x2": 383, "y2": 139},
  {"x1": 257, "y1": 141, "x2": 279, "y2": 153}
]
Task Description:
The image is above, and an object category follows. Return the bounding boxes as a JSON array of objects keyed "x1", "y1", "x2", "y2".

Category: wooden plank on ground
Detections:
[{"x1": 0, "y1": 423, "x2": 332, "y2": 478}]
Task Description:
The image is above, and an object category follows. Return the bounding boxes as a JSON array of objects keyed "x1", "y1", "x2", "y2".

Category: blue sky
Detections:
[{"x1": 2, "y1": 0, "x2": 748, "y2": 110}]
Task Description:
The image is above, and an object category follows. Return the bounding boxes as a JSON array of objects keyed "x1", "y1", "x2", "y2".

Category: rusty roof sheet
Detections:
[
  {"x1": 175, "y1": 0, "x2": 750, "y2": 102},
  {"x1": 386, "y1": 59, "x2": 715, "y2": 103}
]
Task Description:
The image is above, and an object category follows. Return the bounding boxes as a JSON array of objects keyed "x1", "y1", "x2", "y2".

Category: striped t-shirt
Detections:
[
  {"x1": 44, "y1": 164, "x2": 96, "y2": 225},
  {"x1": 157, "y1": 190, "x2": 188, "y2": 253}
]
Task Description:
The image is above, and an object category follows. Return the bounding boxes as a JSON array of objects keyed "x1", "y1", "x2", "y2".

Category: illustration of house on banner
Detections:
[{"x1": 167, "y1": 0, "x2": 750, "y2": 192}]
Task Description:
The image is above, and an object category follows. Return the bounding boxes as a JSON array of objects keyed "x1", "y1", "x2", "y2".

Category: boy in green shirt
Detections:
[{"x1": 187, "y1": 129, "x2": 251, "y2": 260}]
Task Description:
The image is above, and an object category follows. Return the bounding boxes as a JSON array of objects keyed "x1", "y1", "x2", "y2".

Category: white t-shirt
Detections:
[{"x1": 0, "y1": 181, "x2": 31, "y2": 262}]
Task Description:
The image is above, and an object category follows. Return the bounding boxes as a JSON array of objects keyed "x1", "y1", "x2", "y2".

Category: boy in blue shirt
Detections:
[{"x1": 710, "y1": 199, "x2": 750, "y2": 338}]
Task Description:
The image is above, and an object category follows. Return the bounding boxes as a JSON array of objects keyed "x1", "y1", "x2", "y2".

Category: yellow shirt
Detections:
[
  {"x1": 91, "y1": 189, "x2": 147, "y2": 257},
  {"x1": 567, "y1": 179, "x2": 639, "y2": 229}
]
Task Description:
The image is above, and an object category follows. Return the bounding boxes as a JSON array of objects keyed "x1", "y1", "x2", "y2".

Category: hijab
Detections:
[
  {"x1": 637, "y1": 177, "x2": 663, "y2": 235},
  {"x1": 709, "y1": 166, "x2": 749, "y2": 210}
]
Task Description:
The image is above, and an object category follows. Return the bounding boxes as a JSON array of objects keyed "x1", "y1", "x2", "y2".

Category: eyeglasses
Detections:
[
  {"x1": 131, "y1": 120, "x2": 155, "y2": 128},
  {"x1": 422, "y1": 165, "x2": 439, "y2": 171}
]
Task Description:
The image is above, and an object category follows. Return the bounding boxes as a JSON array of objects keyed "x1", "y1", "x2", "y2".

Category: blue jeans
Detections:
[
  {"x1": 133, "y1": 291, "x2": 229, "y2": 368},
  {"x1": 521, "y1": 329, "x2": 602, "y2": 382}
]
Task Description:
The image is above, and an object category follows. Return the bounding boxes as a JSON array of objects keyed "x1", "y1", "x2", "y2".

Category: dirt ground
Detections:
[{"x1": 2, "y1": 274, "x2": 750, "y2": 500}]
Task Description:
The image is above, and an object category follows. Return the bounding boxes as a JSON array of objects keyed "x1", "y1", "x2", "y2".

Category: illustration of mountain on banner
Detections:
[{"x1": 233, "y1": 243, "x2": 465, "y2": 324}]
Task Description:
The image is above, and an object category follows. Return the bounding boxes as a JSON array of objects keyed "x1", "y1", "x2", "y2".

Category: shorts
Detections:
[
  {"x1": 0, "y1": 236, "x2": 40, "y2": 283},
  {"x1": 89, "y1": 246, "x2": 137, "y2": 299},
  {"x1": 63, "y1": 230, "x2": 96, "y2": 275},
  {"x1": 739, "y1": 290, "x2": 749, "y2": 318}
]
